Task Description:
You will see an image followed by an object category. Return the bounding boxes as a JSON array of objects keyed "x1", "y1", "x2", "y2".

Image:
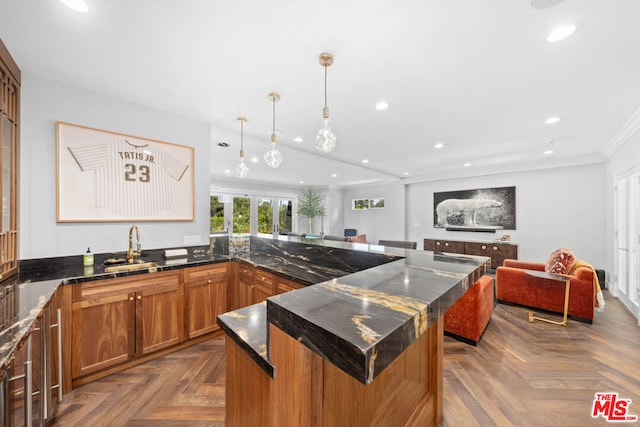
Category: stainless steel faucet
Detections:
[{"x1": 127, "y1": 225, "x2": 141, "y2": 263}]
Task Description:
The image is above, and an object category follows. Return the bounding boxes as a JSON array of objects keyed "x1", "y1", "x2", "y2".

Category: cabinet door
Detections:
[
  {"x1": 238, "y1": 263, "x2": 255, "y2": 308},
  {"x1": 137, "y1": 274, "x2": 184, "y2": 356},
  {"x1": 0, "y1": 41, "x2": 20, "y2": 280},
  {"x1": 185, "y1": 264, "x2": 228, "y2": 339},
  {"x1": 72, "y1": 292, "x2": 135, "y2": 378}
]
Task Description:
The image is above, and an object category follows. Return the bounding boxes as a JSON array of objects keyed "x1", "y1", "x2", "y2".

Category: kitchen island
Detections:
[
  {"x1": 3, "y1": 236, "x2": 488, "y2": 426},
  {"x1": 219, "y1": 238, "x2": 489, "y2": 427}
]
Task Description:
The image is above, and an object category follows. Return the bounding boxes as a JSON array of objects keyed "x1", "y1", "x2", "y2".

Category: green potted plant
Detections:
[{"x1": 297, "y1": 188, "x2": 325, "y2": 235}]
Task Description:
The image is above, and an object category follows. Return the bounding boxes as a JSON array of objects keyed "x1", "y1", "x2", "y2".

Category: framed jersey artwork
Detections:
[{"x1": 56, "y1": 121, "x2": 194, "y2": 222}]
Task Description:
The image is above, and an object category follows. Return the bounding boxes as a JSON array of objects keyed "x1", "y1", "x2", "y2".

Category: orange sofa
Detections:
[
  {"x1": 444, "y1": 275, "x2": 495, "y2": 345},
  {"x1": 496, "y1": 259, "x2": 595, "y2": 323}
]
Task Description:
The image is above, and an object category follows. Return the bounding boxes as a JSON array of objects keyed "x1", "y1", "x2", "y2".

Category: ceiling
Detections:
[{"x1": 1, "y1": 0, "x2": 639, "y2": 188}]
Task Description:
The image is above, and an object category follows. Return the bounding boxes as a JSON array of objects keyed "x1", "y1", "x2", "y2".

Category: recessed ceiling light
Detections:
[
  {"x1": 250, "y1": 157, "x2": 259, "y2": 163},
  {"x1": 362, "y1": 159, "x2": 369, "y2": 164},
  {"x1": 299, "y1": 180, "x2": 304, "y2": 184},
  {"x1": 543, "y1": 149, "x2": 555, "y2": 155},
  {"x1": 434, "y1": 142, "x2": 445, "y2": 149},
  {"x1": 224, "y1": 169, "x2": 231, "y2": 174},
  {"x1": 331, "y1": 174, "x2": 337, "y2": 178},
  {"x1": 547, "y1": 24, "x2": 576, "y2": 42},
  {"x1": 217, "y1": 142, "x2": 230, "y2": 147},
  {"x1": 463, "y1": 163, "x2": 472, "y2": 167},
  {"x1": 59, "y1": 0, "x2": 89, "y2": 12},
  {"x1": 375, "y1": 101, "x2": 389, "y2": 111},
  {"x1": 294, "y1": 136, "x2": 304, "y2": 143},
  {"x1": 545, "y1": 116, "x2": 561, "y2": 124},
  {"x1": 403, "y1": 172, "x2": 409, "y2": 175}
]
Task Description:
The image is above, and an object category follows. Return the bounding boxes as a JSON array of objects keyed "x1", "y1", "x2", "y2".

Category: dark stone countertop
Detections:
[
  {"x1": 3, "y1": 235, "x2": 489, "y2": 386},
  {"x1": 218, "y1": 237, "x2": 489, "y2": 384},
  {"x1": 0, "y1": 244, "x2": 231, "y2": 378}
]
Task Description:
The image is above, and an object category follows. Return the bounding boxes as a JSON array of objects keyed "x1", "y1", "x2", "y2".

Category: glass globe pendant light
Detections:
[
  {"x1": 315, "y1": 52, "x2": 337, "y2": 153},
  {"x1": 263, "y1": 92, "x2": 283, "y2": 168},
  {"x1": 235, "y1": 117, "x2": 249, "y2": 178}
]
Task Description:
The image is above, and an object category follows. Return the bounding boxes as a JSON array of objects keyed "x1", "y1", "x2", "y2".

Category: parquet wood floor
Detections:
[{"x1": 50, "y1": 290, "x2": 640, "y2": 426}]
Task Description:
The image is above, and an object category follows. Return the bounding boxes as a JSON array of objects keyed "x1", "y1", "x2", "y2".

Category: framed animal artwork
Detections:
[{"x1": 433, "y1": 186, "x2": 516, "y2": 231}]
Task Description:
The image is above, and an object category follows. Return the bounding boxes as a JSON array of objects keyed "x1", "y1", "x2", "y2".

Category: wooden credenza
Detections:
[{"x1": 424, "y1": 238, "x2": 518, "y2": 269}]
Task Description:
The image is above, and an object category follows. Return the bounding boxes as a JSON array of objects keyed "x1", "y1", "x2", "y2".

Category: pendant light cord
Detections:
[
  {"x1": 272, "y1": 95, "x2": 276, "y2": 136},
  {"x1": 324, "y1": 64, "x2": 328, "y2": 108}
]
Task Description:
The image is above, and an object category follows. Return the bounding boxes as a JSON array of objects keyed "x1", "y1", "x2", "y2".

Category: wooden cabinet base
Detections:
[
  {"x1": 72, "y1": 330, "x2": 224, "y2": 388},
  {"x1": 224, "y1": 318, "x2": 443, "y2": 427}
]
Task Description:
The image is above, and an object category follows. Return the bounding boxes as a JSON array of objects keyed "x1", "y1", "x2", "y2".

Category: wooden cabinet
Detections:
[
  {"x1": 463, "y1": 241, "x2": 517, "y2": 269},
  {"x1": 184, "y1": 263, "x2": 228, "y2": 339},
  {"x1": 423, "y1": 239, "x2": 465, "y2": 254},
  {"x1": 7, "y1": 316, "x2": 43, "y2": 426},
  {"x1": 274, "y1": 276, "x2": 304, "y2": 295},
  {"x1": 71, "y1": 271, "x2": 183, "y2": 379},
  {"x1": 423, "y1": 238, "x2": 518, "y2": 269},
  {"x1": 238, "y1": 262, "x2": 254, "y2": 308},
  {"x1": 0, "y1": 38, "x2": 20, "y2": 281},
  {"x1": 137, "y1": 274, "x2": 184, "y2": 356},
  {"x1": 237, "y1": 263, "x2": 278, "y2": 308},
  {"x1": 2, "y1": 284, "x2": 67, "y2": 425},
  {"x1": 253, "y1": 269, "x2": 273, "y2": 304}
]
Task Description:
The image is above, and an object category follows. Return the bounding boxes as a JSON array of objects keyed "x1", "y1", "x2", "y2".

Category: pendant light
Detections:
[
  {"x1": 235, "y1": 117, "x2": 249, "y2": 178},
  {"x1": 315, "y1": 52, "x2": 337, "y2": 153},
  {"x1": 264, "y1": 92, "x2": 283, "y2": 168}
]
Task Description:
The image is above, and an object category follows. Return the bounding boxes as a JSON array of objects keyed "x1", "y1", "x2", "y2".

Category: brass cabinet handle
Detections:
[
  {"x1": 207, "y1": 279, "x2": 212, "y2": 284},
  {"x1": 137, "y1": 295, "x2": 142, "y2": 300},
  {"x1": 129, "y1": 296, "x2": 134, "y2": 301},
  {"x1": 481, "y1": 245, "x2": 487, "y2": 250},
  {"x1": 493, "y1": 245, "x2": 498, "y2": 251},
  {"x1": 444, "y1": 242, "x2": 449, "y2": 247},
  {"x1": 436, "y1": 242, "x2": 441, "y2": 246}
]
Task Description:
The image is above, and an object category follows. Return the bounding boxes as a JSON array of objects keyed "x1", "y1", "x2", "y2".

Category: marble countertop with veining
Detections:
[
  {"x1": 0, "y1": 245, "x2": 230, "y2": 378},
  {"x1": 218, "y1": 238, "x2": 489, "y2": 384}
]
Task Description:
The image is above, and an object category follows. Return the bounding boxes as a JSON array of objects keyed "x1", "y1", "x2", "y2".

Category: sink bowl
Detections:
[{"x1": 104, "y1": 261, "x2": 158, "y2": 273}]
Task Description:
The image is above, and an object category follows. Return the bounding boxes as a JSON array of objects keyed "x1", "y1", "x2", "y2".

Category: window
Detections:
[
  {"x1": 210, "y1": 196, "x2": 225, "y2": 232},
  {"x1": 257, "y1": 198, "x2": 273, "y2": 234},
  {"x1": 279, "y1": 199, "x2": 293, "y2": 233},
  {"x1": 233, "y1": 197, "x2": 251, "y2": 234},
  {"x1": 210, "y1": 190, "x2": 297, "y2": 236}
]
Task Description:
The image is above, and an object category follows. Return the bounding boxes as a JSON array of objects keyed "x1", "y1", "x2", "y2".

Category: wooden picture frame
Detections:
[{"x1": 56, "y1": 121, "x2": 194, "y2": 222}]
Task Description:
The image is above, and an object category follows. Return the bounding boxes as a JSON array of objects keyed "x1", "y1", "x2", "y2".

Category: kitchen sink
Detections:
[{"x1": 104, "y1": 261, "x2": 159, "y2": 273}]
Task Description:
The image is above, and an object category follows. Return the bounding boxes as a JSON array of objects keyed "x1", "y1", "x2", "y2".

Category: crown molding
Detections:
[{"x1": 602, "y1": 106, "x2": 640, "y2": 156}]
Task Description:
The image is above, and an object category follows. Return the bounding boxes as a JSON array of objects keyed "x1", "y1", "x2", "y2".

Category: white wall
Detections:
[
  {"x1": 605, "y1": 129, "x2": 640, "y2": 292},
  {"x1": 405, "y1": 164, "x2": 607, "y2": 268},
  {"x1": 325, "y1": 187, "x2": 344, "y2": 237},
  {"x1": 342, "y1": 183, "x2": 405, "y2": 244},
  {"x1": 20, "y1": 73, "x2": 212, "y2": 259}
]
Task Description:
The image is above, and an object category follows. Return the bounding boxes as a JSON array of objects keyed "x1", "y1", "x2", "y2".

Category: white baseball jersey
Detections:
[{"x1": 68, "y1": 140, "x2": 189, "y2": 217}]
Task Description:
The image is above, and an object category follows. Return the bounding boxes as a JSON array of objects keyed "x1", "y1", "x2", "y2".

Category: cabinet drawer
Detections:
[
  {"x1": 425, "y1": 239, "x2": 464, "y2": 253},
  {"x1": 238, "y1": 263, "x2": 254, "y2": 278},
  {"x1": 79, "y1": 270, "x2": 180, "y2": 301},
  {"x1": 254, "y1": 269, "x2": 273, "y2": 288},
  {"x1": 184, "y1": 263, "x2": 228, "y2": 285},
  {"x1": 464, "y1": 242, "x2": 492, "y2": 256},
  {"x1": 275, "y1": 278, "x2": 304, "y2": 294}
]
